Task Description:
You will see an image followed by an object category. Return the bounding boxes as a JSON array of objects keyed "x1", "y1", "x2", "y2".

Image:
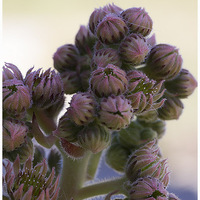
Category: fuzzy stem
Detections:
[{"x1": 76, "y1": 176, "x2": 128, "y2": 200}]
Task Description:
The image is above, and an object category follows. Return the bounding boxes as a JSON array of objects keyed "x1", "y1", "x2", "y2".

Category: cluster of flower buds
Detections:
[{"x1": 3, "y1": 156, "x2": 60, "y2": 199}]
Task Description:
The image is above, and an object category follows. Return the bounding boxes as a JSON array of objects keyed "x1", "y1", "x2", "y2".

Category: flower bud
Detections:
[
  {"x1": 99, "y1": 95, "x2": 133, "y2": 130},
  {"x1": 126, "y1": 70, "x2": 166, "y2": 114},
  {"x1": 121, "y1": 7, "x2": 153, "y2": 36},
  {"x1": 3, "y1": 156, "x2": 60, "y2": 199},
  {"x1": 90, "y1": 64, "x2": 128, "y2": 97},
  {"x1": 60, "y1": 70, "x2": 82, "y2": 94},
  {"x1": 164, "y1": 68, "x2": 197, "y2": 98},
  {"x1": 53, "y1": 44, "x2": 79, "y2": 73},
  {"x1": 117, "y1": 121, "x2": 143, "y2": 149},
  {"x1": 158, "y1": 96, "x2": 183, "y2": 120},
  {"x1": 137, "y1": 110, "x2": 158, "y2": 122},
  {"x1": 105, "y1": 141, "x2": 130, "y2": 173},
  {"x1": 55, "y1": 112, "x2": 83, "y2": 142},
  {"x1": 3, "y1": 63, "x2": 23, "y2": 82},
  {"x1": 147, "y1": 33, "x2": 156, "y2": 47},
  {"x1": 168, "y1": 193, "x2": 180, "y2": 200},
  {"x1": 3, "y1": 119, "x2": 28, "y2": 152},
  {"x1": 77, "y1": 123, "x2": 111, "y2": 153},
  {"x1": 144, "y1": 44, "x2": 183, "y2": 81},
  {"x1": 128, "y1": 177, "x2": 168, "y2": 200},
  {"x1": 91, "y1": 48, "x2": 122, "y2": 69},
  {"x1": 75, "y1": 25, "x2": 96, "y2": 55},
  {"x1": 67, "y1": 92, "x2": 97, "y2": 126},
  {"x1": 140, "y1": 128, "x2": 157, "y2": 143},
  {"x1": 96, "y1": 13, "x2": 128, "y2": 45},
  {"x1": 60, "y1": 138, "x2": 86, "y2": 159},
  {"x1": 125, "y1": 140, "x2": 170, "y2": 186},
  {"x1": 24, "y1": 68, "x2": 64, "y2": 109},
  {"x1": 89, "y1": 3, "x2": 123, "y2": 34},
  {"x1": 119, "y1": 34, "x2": 150, "y2": 66},
  {"x1": 3, "y1": 79, "x2": 31, "y2": 118}
]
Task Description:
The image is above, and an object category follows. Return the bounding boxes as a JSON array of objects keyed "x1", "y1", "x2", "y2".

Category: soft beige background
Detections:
[{"x1": 3, "y1": 0, "x2": 198, "y2": 193}]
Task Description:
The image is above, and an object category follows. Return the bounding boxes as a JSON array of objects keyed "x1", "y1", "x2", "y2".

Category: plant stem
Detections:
[{"x1": 76, "y1": 176, "x2": 127, "y2": 200}]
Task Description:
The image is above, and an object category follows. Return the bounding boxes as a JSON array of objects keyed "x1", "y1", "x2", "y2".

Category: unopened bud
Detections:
[
  {"x1": 121, "y1": 7, "x2": 153, "y2": 36},
  {"x1": 90, "y1": 64, "x2": 128, "y2": 97},
  {"x1": 168, "y1": 193, "x2": 180, "y2": 200},
  {"x1": 99, "y1": 95, "x2": 133, "y2": 130},
  {"x1": 140, "y1": 128, "x2": 157, "y2": 142}
]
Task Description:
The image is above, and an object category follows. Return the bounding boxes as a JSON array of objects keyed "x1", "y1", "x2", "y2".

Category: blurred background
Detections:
[{"x1": 3, "y1": 0, "x2": 198, "y2": 199}]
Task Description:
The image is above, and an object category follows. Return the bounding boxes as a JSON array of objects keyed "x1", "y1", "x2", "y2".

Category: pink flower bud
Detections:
[
  {"x1": 144, "y1": 44, "x2": 183, "y2": 81},
  {"x1": 99, "y1": 95, "x2": 133, "y2": 130},
  {"x1": 158, "y1": 96, "x2": 183, "y2": 120},
  {"x1": 3, "y1": 79, "x2": 31, "y2": 118},
  {"x1": 164, "y1": 68, "x2": 197, "y2": 98},
  {"x1": 168, "y1": 193, "x2": 180, "y2": 200},
  {"x1": 78, "y1": 123, "x2": 111, "y2": 153},
  {"x1": 91, "y1": 48, "x2": 122, "y2": 69},
  {"x1": 24, "y1": 68, "x2": 64, "y2": 109},
  {"x1": 3, "y1": 63, "x2": 23, "y2": 82},
  {"x1": 90, "y1": 64, "x2": 128, "y2": 97},
  {"x1": 67, "y1": 92, "x2": 97, "y2": 126},
  {"x1": 3, "y1": 119, "x2": 28, "y2": 152},
  {"x1": 119, "y1": 34, "x2": 150, "y2": 66},
  {"x1": 126, "y1": 70, "x2": 166, "y2": 114},
  {"x1": 121, "y1": 7, "x2": 153, "y2": 36},
  {"x1": 96, "y1": 13, "x2": 128, "y2": 44},
  {"x1": 53, "y1": 44, "x2": 79, "y2": 73}
]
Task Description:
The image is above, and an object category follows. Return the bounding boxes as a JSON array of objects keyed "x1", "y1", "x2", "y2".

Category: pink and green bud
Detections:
[
  {"x1": 77, "y1": 123, "x2": 111, "y2": 153},
  {"x1": 60, "y1": 138, "x2": 86, "y2": 159},
  {"x1": 89, "y1": 3, "x2": 123, "y2": 34},
  {"x1": 53, "y1": 44, "x2": 79, "y2": 73},
  {"x1": 75, "y1": 25, "x2": 96, "y2": 55},
  {"x1": 25, "y1": 68, "x2": 64, "y2": 109},
  {"x1": 99, "y1": 95, "x2": 133, "y2": 130},
  {"x1": 60, "y1": 70, "x2": 82, "y2": 94},
  {"x1": 90, "y1": 64, "x2": 128, "y2": 97},
  {"x1": 67, "y1": 92, "x2": 97, "y2": 126},
  {"x1": 3, "y1": 156, "x2": 60, "y2": 200},
  {"x1": 147, "y1": 33, "x2": 157, "y2": 48},
  {"x1": 3, "y1": 79, "x2": 31, "y2": 118},
  {"x1": 121, "y1": 7, "x2": 153, "y2": 36},
  {"x1": 168, "y1": 193, "x2": 180, "y2": 200},
  {"x1": 3, "y1": 63, "x2": 23, "y2": 82},
  {"x1": 164, "y1": 68, "x2": 197, "y2": 98},
  {"x1": 91, "y1": 48, "x2": 122, "y2": 69},
  {"x1": 128, "y1": 177, "x2": 168, "y2": 200},
  {"x1": 96, "y1": 13, "x2": 128, "y2": 44},
  {"x1": 158, "y1": 96, "x2": 183, "y2": 120},
  {"x1": 3, "y1": 119, "x2": 28, "y2": 152},
  {"x1": 119, "y1": 34, "x2": 150, "y2": 66},
  {"x1": 137, "y1": 110, "x2": 158, "y2": 122},
  {"x1": 126, "y1": 70, "x2": 166, "y2": 114},
  {"x1": 140, "y1": 128, "x2": 158, "y2": 143},
  {"x1": 144, "y1": 44, "x2": 183, "y2": 81}
]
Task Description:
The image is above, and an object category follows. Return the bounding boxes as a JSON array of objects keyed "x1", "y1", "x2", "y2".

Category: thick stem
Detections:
[{"x1": 76, "y1": 176, "x2": 128, "y2": 200}]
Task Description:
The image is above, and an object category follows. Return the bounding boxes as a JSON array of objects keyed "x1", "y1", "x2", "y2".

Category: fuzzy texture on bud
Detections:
[
  {"x1": 89, "y1": 3, "x2": 123, "y2": 34},
  {"x1": 3, "y1": 119, "x2": 28, "y2": 152},
  {"x1": 158, "y1": 96, "x2": 183, "y2": 120},
  {"x1": 144, "y1": 44, "x2": 183, "y2": 81},
  {"x1": 75, "y1": 25, "x2": 96, "y2": 55},
  {"x1": 3, "y1": 63, "x2": 23, "y2": 82},
  {"x1": 90, "y1": 64, "x2": 128, "y2": 97},
  {"x1": 96, "y1": 13, "x2": 128, "y2": 45},
  {"x1": 53, "y1": 44, "x2": 79, "y2": 73},
  {"x1": 137, "y1": 110, "x2": 158, "y2": 122},
  {"x1": 91, "y1": 48, "x2": 122, "y2": 69},
  {"x1": 3, "y1": 79, "x2": 31, "y2": 118},
  {"x1": 77, "y1": 123, "x2": 111, "y2": 153},
  {"x1": 67, "y1": 92, "x2": 97, "y2": 126},
  {"x1": 125, "y1": 140, "x2": 170, "y2": 187},
  {"x1": 3, "y1": 156, "x2": 60, "y2": 200},
  {"x1": 121, "y1": 7, "x2": 153, "y2": 36},
  {"x1": 99, "y1": 95, "x2": 133, "y2": 130},
  {"x1": 126, "y1": 70, "x2": 166, "y2": 114},
  {"x1": 164, "y1": 68, "x2": 197, "y2": 98},
  {"x1": 128, "y1": 177, "x2": 168, "y2": 200},
  {"x1": 119, "y1": 34, "x2": 150, "y2": 66},
  {"x1": 24, "y1": 68, "x2": 64, "y2": 109},
  {"x1": 54, "y1": 112, "x2": 83, "y2": 143}
]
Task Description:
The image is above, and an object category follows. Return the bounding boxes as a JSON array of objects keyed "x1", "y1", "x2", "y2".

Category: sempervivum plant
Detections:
[{"x1": 3, "y1": 2, "x2": 196, "y2": 200}]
